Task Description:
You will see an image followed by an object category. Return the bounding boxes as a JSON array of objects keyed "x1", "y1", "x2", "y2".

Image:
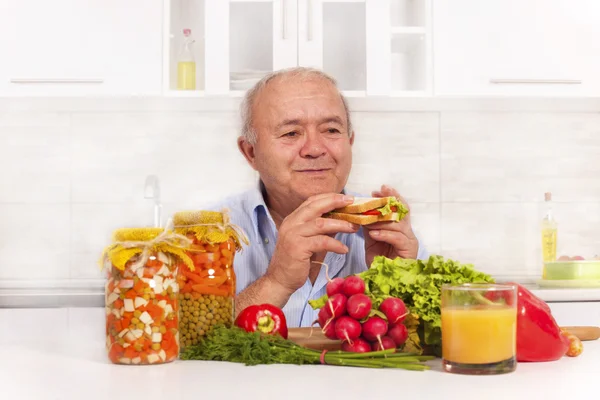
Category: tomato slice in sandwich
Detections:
[
  {"x1": 361, "y1": 206, "x2": 398, "y2": 216},
  {"x1": 362, "y1": 209, "x2": 381, "y2": 216}
]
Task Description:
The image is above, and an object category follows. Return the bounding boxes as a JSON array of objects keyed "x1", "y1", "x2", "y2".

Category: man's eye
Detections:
[
  {"x1": 283, "y1": 131, "x2": 297, "y2": 137},
  {"x1": 327, "y1": 128, "x2": 340, "y2": 134}
]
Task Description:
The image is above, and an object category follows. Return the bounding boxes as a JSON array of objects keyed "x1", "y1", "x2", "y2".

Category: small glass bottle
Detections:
[
  {"x1": 541, "y1": 192, "x2": 558, "y2": 264},
  {"x1": 177, "y1": 28, "x2": 196, "y2": 90}
]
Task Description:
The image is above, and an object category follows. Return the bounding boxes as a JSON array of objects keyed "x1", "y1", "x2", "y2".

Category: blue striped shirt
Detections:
[{"x1": 210, "y1": 182, "x2": 429, "y2": 328}]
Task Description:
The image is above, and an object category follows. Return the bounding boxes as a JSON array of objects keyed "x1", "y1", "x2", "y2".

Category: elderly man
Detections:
[{"x1": 216, "y1": 67, "x2": 428, "y2": 327}]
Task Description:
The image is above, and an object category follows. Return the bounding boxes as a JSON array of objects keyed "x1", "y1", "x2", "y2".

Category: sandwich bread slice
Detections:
[{"x1": 325, "y1": 196, "x2": 409, "y2": 225}]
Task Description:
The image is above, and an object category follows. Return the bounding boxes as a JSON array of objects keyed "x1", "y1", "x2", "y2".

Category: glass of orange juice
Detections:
[{"x1": 441, "y1": 283, "x2": 517, "y2": 375}]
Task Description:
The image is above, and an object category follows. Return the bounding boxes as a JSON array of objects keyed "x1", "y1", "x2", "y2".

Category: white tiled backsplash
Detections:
[{"x1": 1, "y1": 106, "x2": 599, "y2": 285}]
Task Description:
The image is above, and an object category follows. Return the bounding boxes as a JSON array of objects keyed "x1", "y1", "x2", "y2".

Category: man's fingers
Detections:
[
  {"x1": 294, "y1": 218, "x2": 359, "y2": 237},
  {"x1": 294, "y1": 193, "x2": 355, "y2": 222},
  {"x1": 307, "y1": 235, "x2": 349, "y2": 255},
  {"x1": 367, "y1": 229, "x2": 408, "y2": 255}
]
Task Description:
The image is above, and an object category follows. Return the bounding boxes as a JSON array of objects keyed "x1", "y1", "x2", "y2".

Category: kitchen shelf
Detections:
[
  {"x1": 391, "y1": 27, "x2": 426, "y2": 35},
  {"x1": 164, "y1": 90, "x2": 206, "y2": 97},
  {"x1": 390, "y1": 90, "x2": 429, "y2": 97},
  {"x1": 391, "y1": 33, "x2": 427, "y2": 92},
  {"x1": 391, "y1": 0, "x2": 427, "y2": 28},
  {"x1": 164, "y1": 0, "x2": 206, "y2": 94}
]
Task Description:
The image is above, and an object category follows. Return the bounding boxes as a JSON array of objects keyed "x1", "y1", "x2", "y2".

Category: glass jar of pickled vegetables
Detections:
[
  {"x1": 173, "y1": 210, "x2": 248, "y2": 350},
  {"x1": 100, "y1": 227, "x2": 194, "y2": 365}
]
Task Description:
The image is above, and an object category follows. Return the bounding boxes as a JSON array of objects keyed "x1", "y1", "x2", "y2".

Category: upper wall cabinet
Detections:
[
  {"x1": 433, "y1": 0, "x2": 600, "y2": 96},
  {"x1": 0, "y1": 0, "x2": 163, "y2": 96},
  {"x1": 164, "y1": 0, "x2": 298, "y2": 97},
  {"x1": 166, "y1": 0, "x2": 432, "y2": 97}
]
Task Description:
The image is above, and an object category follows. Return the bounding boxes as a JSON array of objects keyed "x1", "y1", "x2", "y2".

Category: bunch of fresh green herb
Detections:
[{"x1": 180, "y1": 325, "x2": 434, "y2": 370}]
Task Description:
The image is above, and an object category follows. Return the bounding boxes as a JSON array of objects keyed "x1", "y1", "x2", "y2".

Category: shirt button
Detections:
[{"x1": 264, "y1": 238, "x2": 269, "y2": 244}]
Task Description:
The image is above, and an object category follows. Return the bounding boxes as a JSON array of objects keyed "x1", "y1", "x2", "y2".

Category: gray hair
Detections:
[{"x1": 239, "y1": 67, "x2": 353, "y2": 145}]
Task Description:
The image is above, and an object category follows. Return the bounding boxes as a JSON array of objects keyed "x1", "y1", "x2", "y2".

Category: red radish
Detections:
[
  {"x1": 325, "y1": 293, "x2": 347, "y2": 318},
  {"x1": 342, "y1": 275, "x2": 366, "y2": 296},
  {"x1": 346, "y1": 294, "x2": 372, "y2": 320},
  {"x1": 371, "y1": 336, "x2": 396, "y2": 351},
  {"x1": 379, "y1": 297, "x2": 408, "y2": 324},
  {"x1": 318, "y1": 306, "x2": 332, "y2": 328},
  {"x1": 334, "y1": 316, "x2": 362, "y2": 342},
  {"x1": 322, "y1": 319, "x2": 337, "y2": 339},
  {"x1": 362, "y1": 316, "x2": 388, "y2": 342},
  {"x1": 326, "y1": 277, "x2": 345, "y2": 297},
  {"x1": 388, "y1": 323, "x2": 409, "y2": 347},
  {"x1": 342, "y1": 338, "x2": 371, "y2": 353}
]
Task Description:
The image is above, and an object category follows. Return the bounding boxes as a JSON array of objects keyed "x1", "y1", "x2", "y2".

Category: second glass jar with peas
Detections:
[{"x1": 173, "y1": 210, "x2": 248, "y2": 350}]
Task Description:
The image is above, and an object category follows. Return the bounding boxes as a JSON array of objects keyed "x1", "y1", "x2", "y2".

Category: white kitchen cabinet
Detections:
[
  {"x1": 168, "y1": 0, "x2": 430, "y2": 97},
  {"x1": 433, "y1": 0, "x2": 600, "y2": 96},
  {"x1": 298, "y1": 0, "x2": 368, "y2": 94},
  {"x1": 165, "y1": 0, "x2": 298, "y2": 96},
  {"x1": 0, "y1": 0, "x2": 163, "y2": 96}
]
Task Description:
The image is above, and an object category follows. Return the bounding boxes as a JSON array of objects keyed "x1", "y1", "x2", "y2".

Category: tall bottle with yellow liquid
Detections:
[
  {"x1": 177, "y1": 28, "x2": 196, "y2": 90},
  {"x1": 541, "y1": 192, "x2": 558, "y2": 265}
]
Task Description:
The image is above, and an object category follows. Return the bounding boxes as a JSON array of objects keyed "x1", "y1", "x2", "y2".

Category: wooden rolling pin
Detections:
[{"x1": 561, "y1": 326, "x2": 600, "y2": 341}]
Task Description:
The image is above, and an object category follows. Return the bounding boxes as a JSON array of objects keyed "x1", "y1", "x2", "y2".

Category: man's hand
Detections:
[
  {"x1": 265, "y1": 193, "x2": 359, "y2": 297},
  {"x1": 363, "y1": 185, "x2": 419, "y2": 266}
]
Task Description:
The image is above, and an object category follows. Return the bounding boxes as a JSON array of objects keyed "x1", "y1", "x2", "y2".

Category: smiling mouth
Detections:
[{"x1": 296, "y1": 169, "x2": 331, "y2": 173}]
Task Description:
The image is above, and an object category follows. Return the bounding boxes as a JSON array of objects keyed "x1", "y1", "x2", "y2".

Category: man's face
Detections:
[{"x1": 247, "y1": 77, "x2": 353, "y2": 201}]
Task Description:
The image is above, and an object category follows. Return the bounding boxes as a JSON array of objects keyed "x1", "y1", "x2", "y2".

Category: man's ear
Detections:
[
  {"x1": 238, "y1": 136, "x2": 258, "y2": 170},
  {"x1": 350, "y1": 130, "x2": 355, "y2": 146}
]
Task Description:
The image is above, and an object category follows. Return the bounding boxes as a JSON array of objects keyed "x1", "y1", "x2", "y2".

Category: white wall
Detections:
[{"x1": 1, "y1": 99, "x2": 599, "y2": 288}]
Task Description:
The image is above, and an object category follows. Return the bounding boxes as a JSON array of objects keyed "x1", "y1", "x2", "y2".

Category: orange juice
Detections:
[{"x1": 442, "y1": 306, "x2": 516, "y2": 364}]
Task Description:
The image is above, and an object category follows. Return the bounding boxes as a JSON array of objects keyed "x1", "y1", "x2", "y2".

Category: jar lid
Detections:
[{"x1": 173, "y1": 210, "x2": 249, "y2": 250}]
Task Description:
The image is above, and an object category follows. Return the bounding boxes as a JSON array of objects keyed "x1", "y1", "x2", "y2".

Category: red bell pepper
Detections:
[
  {"x1": 234, "y1": 304, "x2": 289, "y2": 339},
  {"x1": 504, "y1": 282, "x2": 569, "y2": 362}
]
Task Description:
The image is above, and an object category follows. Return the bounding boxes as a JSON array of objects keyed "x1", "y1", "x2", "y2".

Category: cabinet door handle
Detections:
[
  {"x1": 490, "y1": 79, "x2": 582, "y2": 85},
  {"x1": 307, "y1": 0, "x2": 313, "y2": 41},
  {"x1": 282, "y1": 0, "x2": 287, "y2": 40},
  {"x1": 10, "y1": 78, "x2": 104, "y2": 84}
]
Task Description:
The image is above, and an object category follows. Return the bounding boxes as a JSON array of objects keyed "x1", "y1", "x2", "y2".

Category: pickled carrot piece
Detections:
[
  {"x1": 133, "y1": 279, "x2": 145, "y2": 294},
  {"x1": 121, "y1": 316, "x2": 131, "y2": 329},
  {"x1": 146, "y1": 304, "x2": 163, "y2": 320},
  {"x1": 113, "y1": 299, "x2": 124, "y2": 310},
  {"x1": 221, "y1": 248, "x2": 233, "y2": 259},
  {"x1": 202, "y1": 275, "x2": 227, "y2": 287},
  {"x1": 146, "y1": 259, "x2": 163, "y2": 268},
  {"x1": 181, "y1": 281, "x2": 193, "y2": 293},
  {"x1": 113, "y1": 320, "x2": 123, "y2": 333},
  {"x1": 219, "y1": 257, "x2": 229, "y2": 266},
  {"x1": 164, "y1": 319, "x2": 177, "y2": 330},
  {"x1": 124, "y1": 347, "x2": 137, "y2": 359},
  {"x1": 191, "y1": 284, "x2": 228, "y2": 296},
  {"x1": 182, "y1": 270, "x2": 204, "y2": 284},
  {"x1": 191, "y1": 252, "x2": 213, "y2": 265},
  {"x1": 206, "y1": 244, "x2": 219, "y2": 253}
]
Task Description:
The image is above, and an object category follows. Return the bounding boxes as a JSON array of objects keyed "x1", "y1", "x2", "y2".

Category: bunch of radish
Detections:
[{"x1": 317, "y1": 275, "x2": 409, "y2": 353}]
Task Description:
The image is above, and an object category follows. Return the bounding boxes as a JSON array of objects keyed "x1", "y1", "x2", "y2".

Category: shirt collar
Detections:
[{"x1": 247, "y1": 180, "x2": 271, "y2": 243}]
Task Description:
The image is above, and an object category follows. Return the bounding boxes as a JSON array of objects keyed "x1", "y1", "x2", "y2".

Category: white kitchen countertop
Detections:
[{"x1": 1, "y1": 307, "x2": 599, "y2": 400}]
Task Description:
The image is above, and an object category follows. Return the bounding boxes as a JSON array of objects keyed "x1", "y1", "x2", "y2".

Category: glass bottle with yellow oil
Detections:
[
  {"x1": 541, "y1": 192, "x2": 558, "y2": 264},
  {"x1": 177, "y1": 28, "x2": 196, "y2": 90}
]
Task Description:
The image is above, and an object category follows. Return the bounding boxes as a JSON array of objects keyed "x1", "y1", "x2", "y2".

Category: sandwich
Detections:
[{"x1": 325, "y1": 196, "x2": 409, "y2": 225}]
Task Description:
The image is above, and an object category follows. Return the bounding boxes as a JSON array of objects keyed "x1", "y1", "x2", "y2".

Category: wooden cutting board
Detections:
[
  {"x1": 288, "y1": 328, "x2": 342, "y2": 351},
  {"x1": 288, "y1": 326, "x2": 600, "y2": 351}
]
